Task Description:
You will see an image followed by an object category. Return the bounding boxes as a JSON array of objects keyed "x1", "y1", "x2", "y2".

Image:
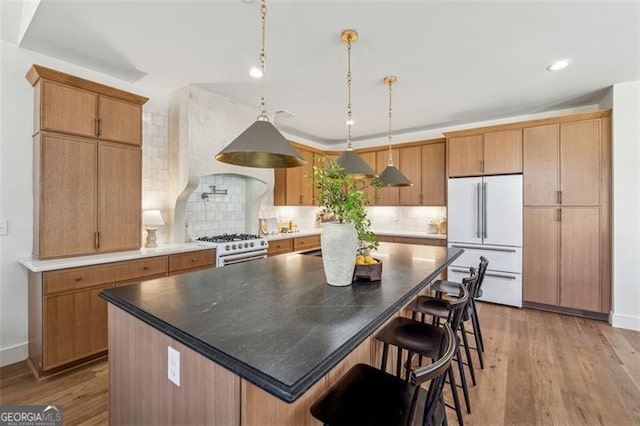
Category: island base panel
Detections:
[{"x1": 108, "y1": 305, "x2": 241, "y2": 425}]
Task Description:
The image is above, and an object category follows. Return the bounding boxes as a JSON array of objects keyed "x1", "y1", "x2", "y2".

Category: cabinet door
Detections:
[
  {"x1": 273, "y1": 168, "x2": 286, "y2": 206},
  {"x1": 285, "y1": 160, "x2": 302, "y2": 206},
  {"x1": 98, "y1": 96, "x2": 142, "y2": 146},
  {"x1": 560, "y1": 207, "x2": 601, "y2": 312},
  {"x1": 523, "y1": 125, "x2": 559, "y2": 206},
  {"x1": 98, "y1": 143, "x2": 142, "y2": 252},
  {"x1": 523, "y1": 207, "x2": 559, "y2": 305},
  {"x1": 40, "y1": 81, "x2": 97, "y2": 138},
  {"x1": 560, "y1": 120, "x2": 600, "y2": 206},
  {"x1": 299, "y1": 149, "x2": 315, "y2": 206},
  {"x1": 399, "y1": 146, "x2": 422, "y2": 205},
  {"x1": 38, "y1": 134, "x2": 97, "y2": 258},
  {"x1": 43, "y1": 284, "x2": 111, "y2": 370},
  {"x1": 483, "y1": 129, "x2": 522, "y2": 175},
  {"x1": 375, "y1": 149, "x2": 399, "y2": 205},
  {"x1": 421, "y1": 143, "x2": 446, "y2": 206},
  {"x1": 359, "y1": 151, "x2": 377, "y2": 206},
  {"x1": 448, "y1": 135, "x2": 483, "y2": 177}
]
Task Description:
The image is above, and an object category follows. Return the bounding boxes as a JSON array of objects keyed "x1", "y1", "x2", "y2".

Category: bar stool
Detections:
[
  {"x1": 374, "y1": 284, "x2": 469, "y2": 425},
  {"x1": 432, "y1": 257, "x2": 489, "y2": 368},
  {"x1": 310, "y1": 323, "x2": 457, "y2": 426}
]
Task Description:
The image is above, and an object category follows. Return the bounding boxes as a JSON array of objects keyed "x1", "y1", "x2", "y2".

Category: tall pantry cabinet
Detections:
[
  {"x1": 523, "y1": 114, "x2": 611, "y2": 315},
  {"x1": 27, "y1": 65, "x2": 148, "y2": 259}
]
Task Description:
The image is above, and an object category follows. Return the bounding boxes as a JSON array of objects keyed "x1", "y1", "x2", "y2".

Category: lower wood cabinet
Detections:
[
  {"x1": 376, "y1": 235, "x2": 447, "y2": 247},
  {"x1": 28, "y1": 250, "x2": 215, "y2": 376},
  {"x1": 293, "y1": 235, "x2": 321, "y2": 251},
  {"x1": 267, "y1": 239, "x2": 293, "y2": 256}
]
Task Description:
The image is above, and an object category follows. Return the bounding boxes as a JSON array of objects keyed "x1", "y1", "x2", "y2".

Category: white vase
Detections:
[{"x1": 321, "y1": 222, "x2": 358, "y2": 287}]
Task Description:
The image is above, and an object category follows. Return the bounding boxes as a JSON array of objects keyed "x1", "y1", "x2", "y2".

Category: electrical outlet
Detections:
[
  {"x1": 0, "y1": 219, "x2": 7, "y2": 236},
  {"x1": 168, "y1": 346, "x2": 180, "y2": 386}
]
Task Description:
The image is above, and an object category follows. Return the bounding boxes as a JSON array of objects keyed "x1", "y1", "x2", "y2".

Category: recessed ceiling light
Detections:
[
  {"x1": 249, "y1": 67, "x2": 263, "y2": 78},
  {"x1": 345, "y1": 119, "x2": 355, "y2": 125},
  {"x1": 547, "y1": 59, "x2": 570, "y2": 71}
]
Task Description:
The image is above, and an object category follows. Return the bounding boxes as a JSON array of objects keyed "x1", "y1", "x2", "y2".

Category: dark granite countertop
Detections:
[{"x1": 100, "y1": 242, "x2": 462, "y2": 403}]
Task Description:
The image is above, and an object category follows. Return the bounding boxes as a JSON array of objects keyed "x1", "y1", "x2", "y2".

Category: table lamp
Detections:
[{"x1": 142, "y1": 210, "x2": 164, "y2": 248}]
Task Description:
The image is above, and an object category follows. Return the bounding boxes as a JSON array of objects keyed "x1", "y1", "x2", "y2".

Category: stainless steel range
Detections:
[{"x1": 196, "y1": 233, "x2": 268, "y2": 267}]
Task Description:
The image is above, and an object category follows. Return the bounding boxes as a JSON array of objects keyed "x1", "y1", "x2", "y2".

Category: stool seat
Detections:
[
  {"x1": 410, "y1": 295, "x2": 451, "y2": 319},
  {"x1": 433, "y1": 279, "x2": 483, "y2": 299},
  {"x1": 309, "y1": 363, "x2": 416, "y2": 426},
  {"x1": 375, "y1": 316, "x2": 446, "y2": 359}
]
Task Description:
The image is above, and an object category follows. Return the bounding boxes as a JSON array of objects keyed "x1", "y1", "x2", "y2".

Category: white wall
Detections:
[
  {"x1": 0, "y1": 41, "x2": 167, "y2": 366},
  {"x1": 610, "y1": 80, "x2": 640, "y2": 331}
]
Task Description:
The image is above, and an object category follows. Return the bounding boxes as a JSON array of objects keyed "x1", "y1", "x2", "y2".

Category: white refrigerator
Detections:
[{"x1": 447, "y1": 175, "x2": 523, "y2": 307}]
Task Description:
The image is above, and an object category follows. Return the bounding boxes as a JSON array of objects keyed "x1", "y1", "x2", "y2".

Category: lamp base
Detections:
[{"x1": 145, "y1": 228, "x2": 158, "y2": 248}]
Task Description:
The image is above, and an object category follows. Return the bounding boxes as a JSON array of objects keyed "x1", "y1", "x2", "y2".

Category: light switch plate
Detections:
[
  {"x1": 168, "y1": 346, "x2": 180, "y2": 386},
  {"x1": 0, "y1": 219, "x2": 7, "y2": 236}
]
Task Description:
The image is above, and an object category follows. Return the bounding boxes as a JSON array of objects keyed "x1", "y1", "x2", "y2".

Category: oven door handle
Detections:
[{"x1": 222, "y1": 253, "x2": 267, "y2": 265}]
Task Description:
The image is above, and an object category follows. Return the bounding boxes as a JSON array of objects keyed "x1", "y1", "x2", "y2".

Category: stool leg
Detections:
[
  {"x1": 471, "y1": 299, "x2": 485, "y2": 353},
  {"x1": 464, "y1": 319, "x2": 484, "y2": 369},
  {"x1": 381, "y1": 343, "x2": 389, "y2": 372},
  {"x1": 448, "y1": 366, "x2": 464, "y2": 426},
  {"x1": 456, "y1": 345, "x2": 471, "y2": 414},
  {"x1": 459, "y1": 322, "x2": 477, "y2": 386}
]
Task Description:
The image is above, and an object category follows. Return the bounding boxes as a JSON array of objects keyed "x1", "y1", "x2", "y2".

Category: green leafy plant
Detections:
[{"x1": 311, "y1": 156, "x2": 382, "y2": 253}]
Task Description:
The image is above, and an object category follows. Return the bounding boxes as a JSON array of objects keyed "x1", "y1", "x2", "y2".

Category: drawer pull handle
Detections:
[
  {"x1": 192, "y1": 258, "x2": 197, "y2": 262},
  {"x1": 143, "y1": 266, "x2": 150, "y2": 271},
  {"x1": 75, "y1": 277, "x2": 82, "y2": 282}
]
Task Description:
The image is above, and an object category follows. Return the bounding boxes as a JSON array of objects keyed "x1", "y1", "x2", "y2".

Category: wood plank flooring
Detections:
[{"x1": 1, "y1": 303, "x2": 638, "y2": 425}]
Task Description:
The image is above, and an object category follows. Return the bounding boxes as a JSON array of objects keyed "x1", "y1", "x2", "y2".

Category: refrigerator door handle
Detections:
[
  {"x1": 450, "y1": 244, "x2": 517, "y2": 253},
  {"x1": 476, "y1": 183, "x2": 481, "y2": 238},
  {"x1": 482, "y1": 182, "x2": 487, "y2": 239}
]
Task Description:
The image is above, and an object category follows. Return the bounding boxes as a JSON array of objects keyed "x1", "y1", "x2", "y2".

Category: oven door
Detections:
[{"x1": 217, "y1": 250, "x2": 268, "y2": 267}]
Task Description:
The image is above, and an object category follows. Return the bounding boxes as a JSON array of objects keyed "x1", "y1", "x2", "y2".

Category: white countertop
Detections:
[
  {"x1": 371, "y1": 229, "x2": 447, "y2": 239},
  {"x1": 18, "y1": 243, "x2": 210, "y2": 272},
  {"x1": 262, "y1": 229, "x2": 446, "y2": 241}
]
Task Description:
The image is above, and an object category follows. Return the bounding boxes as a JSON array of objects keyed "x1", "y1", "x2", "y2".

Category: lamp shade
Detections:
[
  {"x1": 336, "y1": 150, "x2": 376, "y2": 179},
  {"x1": 142, "y1": 210, "x2": 165, "y2": 227},
  {"x1": 216, "y1": 119, "x2": 306, "y2": 168},
  {"x1": 378, "y1": 165, "x2": 413, "y2": 187}
]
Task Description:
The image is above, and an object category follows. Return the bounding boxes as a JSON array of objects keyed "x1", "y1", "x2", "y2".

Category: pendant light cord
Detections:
[
  {"x1": 346, "y1": 36, "x2": 353, "y2": 151},
  {"x1": 258, "y1": 0, "x2": 267, "y2": 119},
  {"x1": 387, "y1": 79, "x2": 394, "y2": 166}
]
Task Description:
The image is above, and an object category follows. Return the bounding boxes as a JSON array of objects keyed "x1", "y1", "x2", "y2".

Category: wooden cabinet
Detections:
[
  {"x1": 293, "y1": 234, "x2": 321, "y2": 251},
  {"x1": 447, "y1": 130, "x2": 522, "y2": 177},
  {"x1": 376, "y1": 235, "x2": 446, "y2": 247},
  {"x1": 399, "y1": 146, "x2": 422, "y2": 205},
  {"x1": 274, "y1": 148, "x2": 315, "y2": 206},
  {"x1": 267, "y1": 238, "x2": 293, "y2": 256},
  {"x1": 359, "y1": 151, "x2": 377, "y2": 205},
  {"x1": 522, "y1": 114, "x2": 610, "y2": 315},
  {"x1": 421, "y1": 143, "x2": 446, "y2": 206},
  {"x1": 169, "y1": 249, "x2": 215, "y2": 275},
  {"x1": 29, "y1": 65, "x2": 145, "y2": 146},
  {"x1": 374, "y1": 149, "x2": 399, "y2": 205},
  {"x1": 28, "y1": 65, "x2": 148, "y2": 259}
]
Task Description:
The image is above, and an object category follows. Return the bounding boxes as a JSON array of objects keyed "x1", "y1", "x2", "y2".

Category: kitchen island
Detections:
[{"x1": 100, "y1": 242, "x2": 463, "y2": 425}]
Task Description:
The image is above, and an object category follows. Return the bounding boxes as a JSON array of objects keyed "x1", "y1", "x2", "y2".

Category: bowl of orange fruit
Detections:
[{"x1": 353, "y1": 255, "x2": 382, "y2": 282}]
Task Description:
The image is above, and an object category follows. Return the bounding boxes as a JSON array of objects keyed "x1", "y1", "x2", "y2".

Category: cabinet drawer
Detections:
[
  {"x1": 393, "y1": 236, "x2": 446, "y2": 247},
  {"x1": 294, "y1": 234, "x2": 321, "y2": 251},
  {"x1": 267, "y1": 238, "x2": 293, "y2": 256},
  {"x1": 44, "y1": 256, "x2": 168, "y2": 294},
  {"x1": 169, "y1": 249, "x2": 215, "y2": 273}
]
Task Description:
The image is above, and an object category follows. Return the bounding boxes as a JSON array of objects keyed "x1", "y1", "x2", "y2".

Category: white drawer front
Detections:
[
  {"x1": 448, "y1": 268, "x2": 522, "y2": 308},
  {"x1": 448, "y1": 244, "x2": 522, "y2": 273}
]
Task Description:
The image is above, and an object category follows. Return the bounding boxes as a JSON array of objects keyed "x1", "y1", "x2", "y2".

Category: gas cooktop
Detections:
[{"x1": 196, "y1": 233, "x2": 262, "y2": 244}]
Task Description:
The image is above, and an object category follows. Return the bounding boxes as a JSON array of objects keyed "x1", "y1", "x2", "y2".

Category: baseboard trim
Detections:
[
  {"x1": 523, "y1": 301, "x2": 608, "y2": 321},
  {"x1": 0, "y1": 342, "x2": 28, "y2": 368},
  {"x1": 610, "y1": 312, "x2": 640, "y2": 331}
]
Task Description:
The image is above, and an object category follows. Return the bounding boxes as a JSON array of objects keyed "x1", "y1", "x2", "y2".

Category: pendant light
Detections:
[
  {"x1": 335, "y1": 30, "x2": 376, "y2": 179},
  {"x1": 378, "y1": 76, "x2": 412, "y2": 187},
  {"x1": 216, "y1": 0, "x2": 306, "y2": 168}
]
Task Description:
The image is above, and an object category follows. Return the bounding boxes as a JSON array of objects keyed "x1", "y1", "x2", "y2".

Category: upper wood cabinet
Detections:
[
  {"x1": 524, "y1": 119, "x2": 601, "y2": 207},
  {"x1": 28, "y1": 65, "x2": 147, "y2": 146},
  {"x1": 374, "y1": 149, "x2": 399, "y2": 206},
  {"x1": 421, "y1": 143, "x2": 446, "y2": 206},
  {"x1": 274, "y1": 147, "x2": 315, "y2": 206},
  {"x1": 359, "y1": 151, "x2": 377, "y2": 205},
  {"x1": 399, "y1": 146, "x2": 422, "y2": 205},
  {"x1": 28, "y1": 65, "x2": 148, "y2": 259},
  {"x1": 447, "y1": 130, "x2": 522, "y2": 177}
]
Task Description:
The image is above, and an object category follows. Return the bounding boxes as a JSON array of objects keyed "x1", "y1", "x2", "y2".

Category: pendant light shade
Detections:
[
  {"x1": 337, "y1": 29, "x2": 375, "y2": 178},
  {"x1": 378, "y1": 75, "x2": 412, "y2": 187},
  {"x1": 215, "y1": 0, "x2": 305, "y2": 169}
]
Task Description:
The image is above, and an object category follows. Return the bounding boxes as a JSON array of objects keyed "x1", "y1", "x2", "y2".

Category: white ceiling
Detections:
[{"x1": 5, "y1": 0, "x2": 640, "y2": 144}]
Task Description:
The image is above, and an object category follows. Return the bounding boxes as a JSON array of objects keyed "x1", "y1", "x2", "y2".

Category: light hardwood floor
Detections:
[{"x1": 1, "y1": 303, "x2": 638, "y2": 425}]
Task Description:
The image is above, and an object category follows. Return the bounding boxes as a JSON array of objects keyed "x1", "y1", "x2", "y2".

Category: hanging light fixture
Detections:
[
  {"x1": 335, "y1": 29, "x2": 376, "y2": 179},
  {"x1": 378, "y1": 76, "x2": 412, "y2": 187},
  {"x1": 216, "y1": 0, "x2": 305, "y2": 168}
]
